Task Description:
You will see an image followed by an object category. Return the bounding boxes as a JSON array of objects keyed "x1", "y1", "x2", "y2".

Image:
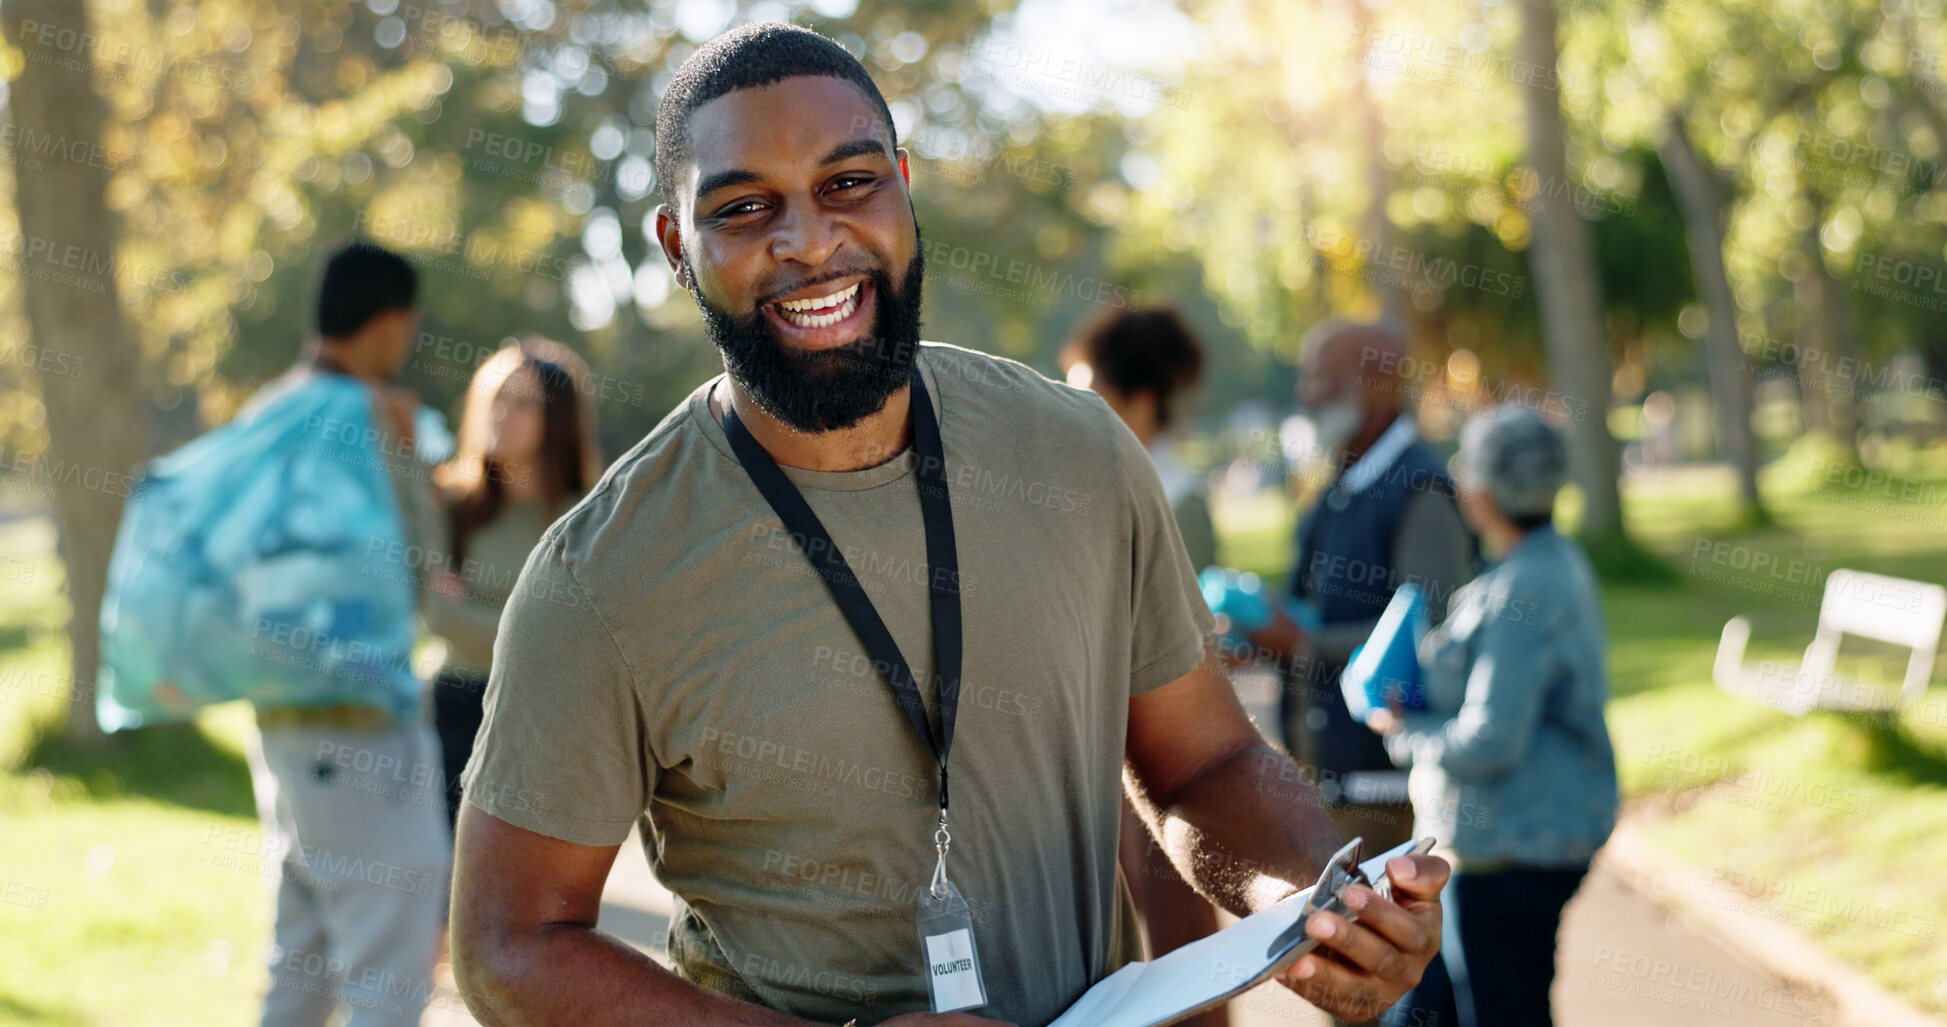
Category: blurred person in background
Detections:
[
  {"x1": 427, "y1": 336, "x2": 604, "y2": 837},
  {"x1": 245, "y1": 242, "x2": 451, "y2": 1027},
  {"x1": 1062, "y1": 306, "x2": 1225, "y2": 1027},
  {"x1": 1063, "y1": 307, "x2": 1217, "y2": 573},
  {"x1": 1250, "y1": 319, "x2": 1474, "y2": 863},
  {"x1": 1365, "y1": 404, "x2": 1619, "y2": 1027}
]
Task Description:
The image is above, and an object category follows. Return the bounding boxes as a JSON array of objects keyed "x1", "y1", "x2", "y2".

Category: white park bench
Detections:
[{"x1": 1713, "y1": 568, "x2": 1946, "y2": 717}]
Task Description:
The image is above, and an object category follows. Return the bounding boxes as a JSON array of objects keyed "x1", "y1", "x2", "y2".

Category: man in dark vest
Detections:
[{"x1": 1251, "y1": 319, "x2": 1475, "y2": 858}]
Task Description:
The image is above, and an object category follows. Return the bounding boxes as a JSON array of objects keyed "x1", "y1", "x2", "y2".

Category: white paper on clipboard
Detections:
[{"x1": 1048, "y1": 838, "x2": 1430, "y2": 1027}]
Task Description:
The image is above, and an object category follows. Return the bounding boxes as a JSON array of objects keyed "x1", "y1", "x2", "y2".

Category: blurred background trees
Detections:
[{"x1": 3, "y1": 0, "x2": 1947, "y2": 739}]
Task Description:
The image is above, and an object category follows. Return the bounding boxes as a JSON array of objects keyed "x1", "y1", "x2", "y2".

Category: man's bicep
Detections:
[
  {"x1": 454, "y1": 801, "x2": 620, "y2": 933},
  {"x1": 1126, "y1": 650, "x2": 1263, "y2": 806}
]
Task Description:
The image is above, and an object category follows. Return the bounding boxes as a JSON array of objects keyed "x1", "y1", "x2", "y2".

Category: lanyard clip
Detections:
[{"x1": 930, "y1": 809, "x2": 951, "y2": 899}]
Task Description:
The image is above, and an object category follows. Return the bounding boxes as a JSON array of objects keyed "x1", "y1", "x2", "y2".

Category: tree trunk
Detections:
[
  {"x1": 3, "y1": 0, "x2": 145, "y2": 744},
  {"x1": 1349, "y1": 0, "x2": 1407, "y2": 327},
  {"x1": 1514, "y1": 0, "x2": 1626, "y2": 540},
  {"x1": 1658, "y1": 113, "x2": 1764, "y2": 518},
  {"x1": 1795, "y1": 191, "x2": 1860, "y2": 456}
]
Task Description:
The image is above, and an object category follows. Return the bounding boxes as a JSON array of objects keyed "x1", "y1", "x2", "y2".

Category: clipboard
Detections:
[{"x1": 1048, "y1": 836, "x2": 1436, "y2": 1027}]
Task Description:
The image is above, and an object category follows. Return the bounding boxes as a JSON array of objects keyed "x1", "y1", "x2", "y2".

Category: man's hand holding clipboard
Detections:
[{"x1": 1271, "y1": 837, "x2": 1445, "y2": 1023}]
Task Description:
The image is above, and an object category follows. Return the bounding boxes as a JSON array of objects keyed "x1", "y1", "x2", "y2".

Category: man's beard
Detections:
[{"x1": 695, "y1": 246, "x2": 926, "y2": 433}]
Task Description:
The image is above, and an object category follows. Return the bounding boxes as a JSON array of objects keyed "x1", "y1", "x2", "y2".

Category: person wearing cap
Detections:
[{"x1": 1362, "y1": 404, "x2": 1619, "y2": 1027}]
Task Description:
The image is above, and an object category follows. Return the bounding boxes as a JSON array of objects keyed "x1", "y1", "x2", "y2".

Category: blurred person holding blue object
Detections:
[
  {"x1": 1365, "y1": 404, "x2": 1618, "y2": 1027},
  {"x1": 1062, "y1": 307, "x2": 1227, "y2": 1027},
  {"x1": 426, "y1": 336, "x2": 604, "y2": 837},
  {"x1": 1246, "y1": 319, "x2": 1474, "y2": 859},
  {"x1": 242, "y1": 243, "x2": 453, "y2": 1026}
]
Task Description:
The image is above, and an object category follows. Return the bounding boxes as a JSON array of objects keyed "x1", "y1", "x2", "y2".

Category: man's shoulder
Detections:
[
  {"x1": 530, "y1": 381, "x2": 721, "y2": 584},
  {"x1": 920, "y1": 341, "x2": 1122, "y2": 444}
]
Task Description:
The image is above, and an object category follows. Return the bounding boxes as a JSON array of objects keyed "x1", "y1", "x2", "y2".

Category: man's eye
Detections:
[
  {"x1": 715, "y1": 200, "x2": 765, "y2": 218},
  {"x1": 829, "y1": 175, "x2": 873, "y2": 193}
]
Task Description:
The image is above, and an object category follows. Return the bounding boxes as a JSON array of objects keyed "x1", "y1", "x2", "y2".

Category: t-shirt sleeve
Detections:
[
  {"x1": 1115, "y1": 420, "x2": 1217, "y2": 698},
  {"x1": 461, "y1": 537, "x2": 650, "y2": 847}
]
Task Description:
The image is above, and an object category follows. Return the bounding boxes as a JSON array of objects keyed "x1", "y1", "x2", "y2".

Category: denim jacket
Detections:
[{"x1": 1384, "y1": 526, "x2": 1618, "y2": 869}]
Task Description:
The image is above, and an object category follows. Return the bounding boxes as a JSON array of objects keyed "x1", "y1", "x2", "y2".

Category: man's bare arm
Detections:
[
  {"x1": 1123, "y1": 647, "x2": 1347, "y2": 916},
  {"x1": 450, "y1": 805, "x2": 1012, "y2": 1027},
  {"x1": 450, "y1": 803, "x2": 812, "y2": 1027},
  {"x1": 1124, "y1": 647, "x2": 1447, "y2": 1019}
]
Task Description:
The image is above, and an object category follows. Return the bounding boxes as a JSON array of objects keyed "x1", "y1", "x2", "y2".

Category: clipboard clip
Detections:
[{"x1": 1265, "y1": 836, "x2": 1435, "y2": 960}]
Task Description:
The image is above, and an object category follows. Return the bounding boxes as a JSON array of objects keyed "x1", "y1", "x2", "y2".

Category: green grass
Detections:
[
  {"x1": 4, "y1": 452, "x2": 1946, "y2": 1021},
  {"x1": 1214, "y1": 461, "x2": 1947, "y2": 1014}
]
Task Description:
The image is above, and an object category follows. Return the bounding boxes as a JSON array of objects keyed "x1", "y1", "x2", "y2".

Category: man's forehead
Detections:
[{"x1": 684, "y1": 75, "x2": 894, "y2": 189}]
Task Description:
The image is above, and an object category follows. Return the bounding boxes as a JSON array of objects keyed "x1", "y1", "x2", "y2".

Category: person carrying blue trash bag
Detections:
[{"x1": 99, "y1": 242, "x2": 455, "y2": 1027}]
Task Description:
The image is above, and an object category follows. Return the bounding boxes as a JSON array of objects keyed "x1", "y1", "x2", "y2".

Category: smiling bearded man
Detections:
[
  {"x1": 449, "y1": 21, "x2": 1449, "y2": 1027},
  {"x1": 694, "y1": 223, "x2": 926, "y2": 433}
]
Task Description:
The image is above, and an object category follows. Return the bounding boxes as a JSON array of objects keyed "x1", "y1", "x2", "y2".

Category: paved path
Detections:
[{"x1": 427, "y1": 666, "x2": 1844, "y2": 1026}]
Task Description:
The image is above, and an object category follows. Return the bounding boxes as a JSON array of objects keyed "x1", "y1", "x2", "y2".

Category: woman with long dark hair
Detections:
[{"x1": 426, "y1": 336, "x2": 604, "y2": 834}]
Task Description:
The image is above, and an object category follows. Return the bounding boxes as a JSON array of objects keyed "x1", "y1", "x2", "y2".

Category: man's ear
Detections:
[
  {"x1": 652, "y1": 203, "x2": 689, "y2": 288},
  {"x1": 896, "y1": 147, "x2": 911, "y2": 187}
]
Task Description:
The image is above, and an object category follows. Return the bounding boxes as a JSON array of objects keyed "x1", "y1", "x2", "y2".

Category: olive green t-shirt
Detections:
[{"x1": 463, "y1": 343, "x2": 1215, "y2": 1026}]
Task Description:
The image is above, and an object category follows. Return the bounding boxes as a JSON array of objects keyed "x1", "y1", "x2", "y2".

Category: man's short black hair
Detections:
[
  {"x1": 317, "y1": 241, "x2": 418, "y2": 339},
  {"x1": 655, "y1": 22, "x2": 896, "y2": 209}
]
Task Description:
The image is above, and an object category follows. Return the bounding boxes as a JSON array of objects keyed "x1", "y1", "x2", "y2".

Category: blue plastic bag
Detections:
[
  {"x1": 98, "y1": 375, "x2": 436, "y2": 732},
  {"x1": 1340, "y1": 584, "x2": 1430, "y2": 721},
  {"x1": 1199, "y1": 566, "x2": 1323, "y2": 644}
]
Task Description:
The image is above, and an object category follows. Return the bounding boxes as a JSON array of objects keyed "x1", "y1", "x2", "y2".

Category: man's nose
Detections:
[{"x1": 769, "y1": 201, "x2": 844, "y2": 268}]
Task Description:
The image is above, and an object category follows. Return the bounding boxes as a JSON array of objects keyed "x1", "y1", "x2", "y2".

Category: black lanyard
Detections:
[{"x1": 720, "y1": 367, "x2": 963, "y2": 814}]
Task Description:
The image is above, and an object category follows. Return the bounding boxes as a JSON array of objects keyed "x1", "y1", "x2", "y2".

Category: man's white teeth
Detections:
[{"x1": 776, "y1": 282, "x2": 861, "y2": 328}]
